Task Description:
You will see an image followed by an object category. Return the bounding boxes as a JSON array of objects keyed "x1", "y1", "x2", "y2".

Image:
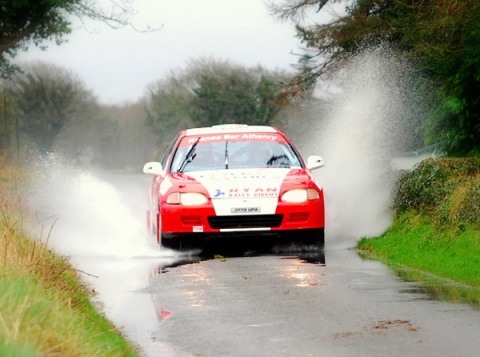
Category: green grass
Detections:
[
  {"x1": 0, "y1": 276, "x2": 134, "y2": 356},
  {"x1": 357, "y1": 158, "x2": 480, "y2": 306},
  {"x1": 0, "y1": 165, "x2": 139, "y2": 356},
  {"x1": 358, "y1": 211, "x2": 480, "y2": 287}
]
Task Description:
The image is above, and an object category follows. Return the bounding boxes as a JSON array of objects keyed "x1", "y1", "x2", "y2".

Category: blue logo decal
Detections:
[{"x1": 213, "y1": 189, "x2": 225, "y2": 197}]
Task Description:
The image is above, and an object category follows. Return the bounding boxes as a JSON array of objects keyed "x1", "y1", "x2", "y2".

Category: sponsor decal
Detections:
[
  {"x1": 213, "y1": 189, "x2": 226, "y2": 197},
  {"x1": 239, "y1": 133, "x2": 279, "y2": 141},
  {"x1": 187, "y1": 170, "x2": 289, "y2": 215},
  {"x1": 193, "y1": 169, "x2": 288, "y2": 182},
  {"x1": 211, "y1": 187, "x2": 279, "y2": 198},
  {"x1": 181, "y1": 133, "x2": 286, "y2": 146},
  {"x1": 186, "y1": 135, "x2": 222, "y2": 144},
  {"x1": 228, "y1": 187, "x2": 278, "y2": 198}
]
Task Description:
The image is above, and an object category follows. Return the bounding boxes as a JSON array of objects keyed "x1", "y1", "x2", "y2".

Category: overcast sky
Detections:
[{"x1": 15, "y1": 0, "x2": 301, "y2": 105}]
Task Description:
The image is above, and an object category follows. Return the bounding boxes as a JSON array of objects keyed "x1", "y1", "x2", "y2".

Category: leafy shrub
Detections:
[{"x1": 393, "y1": 158, "x2": 480, "y2": 226}]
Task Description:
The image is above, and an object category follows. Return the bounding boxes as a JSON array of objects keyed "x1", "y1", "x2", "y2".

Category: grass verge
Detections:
[
  {"x1": 0, "y1": 166, "x2": 139, "y2": 356},
  {"x1": 358, "y1": 211, "x2": 480, "y2": 287},
  {"x1": 357, "y1": 158, "x2": 480, "y2": 306}
]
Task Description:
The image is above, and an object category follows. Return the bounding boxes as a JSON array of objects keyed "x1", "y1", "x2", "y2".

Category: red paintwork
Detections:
[{"x1": 145, "y1": 126, "x2": 325, "y2": 243}]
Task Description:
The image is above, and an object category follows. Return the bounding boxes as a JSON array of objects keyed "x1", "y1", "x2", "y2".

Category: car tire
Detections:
[{"x1": 155, "y1": 212, "x2": 170, "y2": 248}]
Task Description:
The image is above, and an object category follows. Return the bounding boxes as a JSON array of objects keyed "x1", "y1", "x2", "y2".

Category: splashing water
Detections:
[
  {"x1": 310, "y1": 47, "x2": 416, "y2": 248},
  {"x1": 27, "y1": 153, "x2": 166, "y2": 259},
  {"x1": 26, "y1": 153, "x2": 185, "y2": 350}
]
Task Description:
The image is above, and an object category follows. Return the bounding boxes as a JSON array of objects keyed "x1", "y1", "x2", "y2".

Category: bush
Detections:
[{"x1": 393, "y1": 158, "x2": 480, "y2": 226}]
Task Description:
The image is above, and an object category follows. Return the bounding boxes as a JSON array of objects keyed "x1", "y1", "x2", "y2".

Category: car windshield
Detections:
[{"x1": 170, "y1": 136, "x2": 303, "y2": 173}]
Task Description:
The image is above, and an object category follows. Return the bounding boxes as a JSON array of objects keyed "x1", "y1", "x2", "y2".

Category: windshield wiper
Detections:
[
  {"x1": 266, "y1": 154, "x2": 291, "y2": 168},
  {"x1": 224, "y1": 140, "x2": 229, "y2": 169},
  {"x1": 177, "y1": 137, "x2": 201, "y2": 172}
]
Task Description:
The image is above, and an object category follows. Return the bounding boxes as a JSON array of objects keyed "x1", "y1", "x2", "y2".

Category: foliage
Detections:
[
  {"x1": 393, "y1": 158, "x2": 480, "y2": 226},
  {"x1": 0, "y1": 0, "x2": 156, "y2": 167},
  {"x1": 0, "y1": 0, "x2": 137, "y2": 77},
  {"x1": 5, "y1": 61, "x2": 97, "y2": 153},
  {"x1": 420, "y1": 1, "x2": 480, "y2": 156},
  {"x1": 0, "y1": 168, "x2": 138, "y2": 356},
  {"x1": 3, "y1": 58, "x2": 290, "y2": 168},
  {"x1": 0, "y1": 91, "x2": 16, "y2": 153},
  {"x1": 146, "y1": 73, "x2": 195, "y2": 153},
  {"x1": 146, "y1": 59, "x2": 290, "y2": 149},
  {"x1": 359, "y1": 157, "x2": 480, "y2": 303},
  {"x1": 189, "y1": 63, "x2": 286, "y2": 127},
  {"x1": 1, "y1": 62, "x2": 155, "y2": 169},
  {"x1": 358, "y1": 212, "x2": 480, "y2": 289},
  {"x1": 270, "y1": 0, "x2": 480, "y2": 155},
  {"x1": 95, "y1": 102, "x2": 157, "y2": 168}
]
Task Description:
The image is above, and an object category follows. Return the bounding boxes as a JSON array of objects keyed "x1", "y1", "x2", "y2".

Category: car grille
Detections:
[{"x1": 208, "y1": 214, "x2": 283, "y2": 229}]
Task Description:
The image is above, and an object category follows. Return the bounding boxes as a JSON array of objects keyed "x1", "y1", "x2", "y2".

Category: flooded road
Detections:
[{"x1": 28, "y1": 171, "x2": 480, "y2": 356}]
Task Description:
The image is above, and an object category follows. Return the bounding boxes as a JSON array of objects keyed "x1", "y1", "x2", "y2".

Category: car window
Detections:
[
  {"x1": 170, "y1": 136, "x2": 303, "y2": 173},
  {"x1": 161, "y1": 134, "x2": 180, "y2": 168}
]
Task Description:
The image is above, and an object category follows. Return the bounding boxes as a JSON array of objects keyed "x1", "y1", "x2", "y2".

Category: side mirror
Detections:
[
  {"x1": 306, "y1": 155, "x2": 325, "y2": 170},
  {"x1": 143, "y1": 162, "x2": 164, "y2": 176}
]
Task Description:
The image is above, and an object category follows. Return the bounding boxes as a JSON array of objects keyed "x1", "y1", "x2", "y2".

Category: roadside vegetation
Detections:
[
  {"x1": 358, "y1": 158, "x2": 480, "y2": 303},
  {"x1": 0, "y1": 166, "x2": 138, "y2": 356},
  {"x1": 0, "y1": 0, "x2": 479, "y2": 347}
]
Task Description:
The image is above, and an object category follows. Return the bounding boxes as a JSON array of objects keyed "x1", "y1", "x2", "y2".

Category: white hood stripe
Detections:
[{"x1": 188, "y1": 168, "x2": 290, "y2": 215}]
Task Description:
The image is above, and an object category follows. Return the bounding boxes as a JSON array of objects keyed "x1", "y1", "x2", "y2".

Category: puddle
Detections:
[{"x1": 395, "y1": 267, "x2": 480, "y2": 308}]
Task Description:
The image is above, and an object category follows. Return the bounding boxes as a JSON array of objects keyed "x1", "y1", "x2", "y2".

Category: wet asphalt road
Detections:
[{"x1": 116, "y1": 249, "x2": 479, "y2": 357}]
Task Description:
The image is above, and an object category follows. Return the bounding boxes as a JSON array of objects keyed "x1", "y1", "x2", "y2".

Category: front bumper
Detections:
[{"x1": 160, "y1": 198, "x2": 325, "y2": 237}]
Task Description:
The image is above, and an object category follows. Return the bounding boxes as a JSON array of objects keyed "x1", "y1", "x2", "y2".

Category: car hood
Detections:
[
  {"x1": 185, "y1": 168, "x2": 292, "y2": 199},
  {"x1": 169, "y1": 168, "x2": 310, "y2": 216}
]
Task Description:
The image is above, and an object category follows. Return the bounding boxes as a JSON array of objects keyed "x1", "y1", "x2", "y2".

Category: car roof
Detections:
[{"x1": 184, "y1": 124, "x2": 279, "y2": 136}]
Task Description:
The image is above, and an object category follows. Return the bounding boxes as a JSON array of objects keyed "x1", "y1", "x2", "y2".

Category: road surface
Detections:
[{"x1": 104, "y1": 248, "x2": 479, "y2": 357}]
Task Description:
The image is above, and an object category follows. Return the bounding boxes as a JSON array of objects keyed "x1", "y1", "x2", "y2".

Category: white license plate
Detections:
[{"x1": 231, "y1": 207, "x2": 260, "y2": 213}]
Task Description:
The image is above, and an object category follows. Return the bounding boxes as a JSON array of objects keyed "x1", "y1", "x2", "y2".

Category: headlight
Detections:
[
  {"x1": 181, "y1": 192, "x2": 208, "y2": 205},
  {"x1": 281, "y1": 188, "x2": 319, "y2": 203},
  {"x1": 166, "y1": 192, "x2": 208, "y2": 205}
]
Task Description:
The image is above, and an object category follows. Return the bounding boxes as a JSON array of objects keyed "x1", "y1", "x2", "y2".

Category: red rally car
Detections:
[{"x1": 143, "y1": 124, "x2": 325, "y2": 250}]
